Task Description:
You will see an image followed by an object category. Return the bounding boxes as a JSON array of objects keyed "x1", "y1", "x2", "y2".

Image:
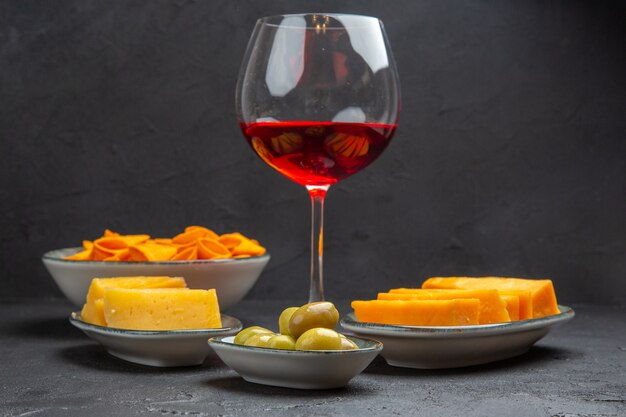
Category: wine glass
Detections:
[{"x1": 236, "y1": 14, "x2": 400, "y2": 302}]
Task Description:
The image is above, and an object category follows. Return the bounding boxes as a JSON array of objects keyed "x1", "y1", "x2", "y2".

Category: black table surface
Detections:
[{"x1": 1, "y1": 299, "x2": 624, "y2": 417}]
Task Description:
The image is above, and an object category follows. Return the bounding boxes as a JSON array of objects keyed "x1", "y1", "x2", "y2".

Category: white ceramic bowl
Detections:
[
  {"x1": 208, "y1": 335, "x2": 383, "y2": 389},
  {"x1": 43, "y1": 247, "x2": 270, "y2": 309},
  {"x1": 70, "y1": 312, "x2": 242, "y2": 367},
  {"x1": 340, "y1": 305, "x2": 574, "y2": 369}
]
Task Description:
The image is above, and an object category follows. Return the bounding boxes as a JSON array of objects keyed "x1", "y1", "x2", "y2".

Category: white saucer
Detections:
[
  {"x1": 208, "y1": 335, "x2": 382, "y2": 389},
  {"x1": 340, "y1": 305, "x2": 575, "y2": 369},
  {"x1": 70, "y1": 312, "x2": 242, "y2": 367}
]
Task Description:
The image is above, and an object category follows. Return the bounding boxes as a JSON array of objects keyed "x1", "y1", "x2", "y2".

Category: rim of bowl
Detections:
[
  {"x1": 340, "y1": 305, "x2": 575, "y2": 336},
  {"x1": 208, "y1": 335, "x2": 383, "y2": 355},
  {"x1": 43, "y1": 247, "x2": 270, "y2": 265},
  {"x1": 70, "y1": 311, "x2": 243, "y2": 336}
]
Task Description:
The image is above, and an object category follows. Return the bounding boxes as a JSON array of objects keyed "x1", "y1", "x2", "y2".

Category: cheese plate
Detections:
[
  {"x1": 70, "y1": 312, "x2": 242, "y2": 367},
  {"x1": 340, "y1": 305, "x2": 574, "y2": 369}
]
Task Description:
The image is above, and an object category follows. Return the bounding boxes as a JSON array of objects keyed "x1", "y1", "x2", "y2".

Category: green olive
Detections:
[
  {"x1": 243, "y1": 333, "x2": 274, "y2": 348},
  {"x1": 267, "y1": 334, "x2": 296, "y2": 350},
  {"x1": 278, "y1": 307, "x2": 299, "y2": 336},
  {"x1": 234, "y1": 326, "x2": 274, "y2": 345},
  {"x1": 288, "y1": 302, "x2": 340, "y2": 338},
  {"x1": 339, "y1": 334, "x2": 358, "y2": 350},
  {"x1": 294, "y1": 328, "x2": 343, "y2": 351}
]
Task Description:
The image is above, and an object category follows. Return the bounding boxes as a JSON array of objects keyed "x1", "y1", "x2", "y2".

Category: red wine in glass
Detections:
[
  {"x1": 236, "y1": 14, "x2": 400, "y2": 301},
  {"x1": 241, "y1": 121, "x2": 397, "y2": 186}
]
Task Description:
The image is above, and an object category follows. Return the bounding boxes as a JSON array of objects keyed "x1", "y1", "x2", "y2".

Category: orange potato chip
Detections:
[
  {"x1": 128, "y1": 243, "x2": 177, "y2": 262},
  {"x1": 94, "y1": 235, "x2": 150, "y2": 253},
  {"x1": 218, "y1": 233, "x2": 246, "y2": 250},
  {"x1": 92, "y1": 247, "x2": 115, "y2": 261},
  {"x1": 185, "y1": 226, "x2": 219, "y2": 240},
  {"x1": 122, "y1": 235, "x2": 150, "y2": 245},
  {"x1": 231, "y1": 238, "x2": 266, "y2": 257},
  {"x1": 117, "y1": 250, "x2": 131, "y2": 261},
  {"x1": 219, "y1": 233, "x2": 266, "y2": 257},
  {"x1": 94, "y1": 239, "x2": 126, "y2": 252},
  {"x1": 64, "y1": 227, "x2": 265, "y2": 262},
  {"x1": 197, "y1": 238, "x2": 230, "y2": 260},
  {"x1": 174, "y1": 239, "x2": 200, "y2": 250},
  {"x1": 153, "y1": 238, "x2": 173, "y2": 245},
  {"x1": 172, "y1": 229, "x2": 209, "y2": 245},
  {"x1": 171, "y1": 245, "x2": 198, "y2": 261},
  {"x1": 103, "y1": 249, "x2": 130, "y2": 262}
]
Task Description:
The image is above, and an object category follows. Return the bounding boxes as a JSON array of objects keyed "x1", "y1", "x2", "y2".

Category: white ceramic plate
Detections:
[
  {"x1": 208, "y1": 335, "x2": 383, "y2": 389},
  {"x1": 340, "y1": 305, "x2": 575, "y2": 369},
  {"x1": 70, "y1": 312, "x2": 242, "y2": 367},
  {"x1": 44, "y1": 248, "x2": 270, "y2": 309}
]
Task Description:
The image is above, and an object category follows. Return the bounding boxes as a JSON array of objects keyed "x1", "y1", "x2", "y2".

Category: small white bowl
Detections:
[
  {"x1": 340, "y1": 305, "x2": 575, "y2": 369},
  {"x1": 43, "y1": 247, "x2": 270, "y2": 309},
  {"x1": 208, "y1": 335, "x2": 382, "y2": 389},
  {"x1": 70, "y1": 312, "x2": 242, "y2": 367}
]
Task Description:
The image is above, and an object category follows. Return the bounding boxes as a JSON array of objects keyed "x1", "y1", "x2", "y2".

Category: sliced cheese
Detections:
[
  {"x1": 104, "y1": 288, "x2": 222, "y2": 330},
  {"x1": 80, "y1": 276, "x2": 187, "y2": 326},
  {"x1": 501, "y1": 294, "x2": 520, "y2": 321},
  {"x1": 422, "y1": 277, "x2": 559, "y2": 318},
  {"x1": 351, "y1": 299, "x2": 480, "y2": 326},
  {"x1": 80, "y1": 298, "x2": 106, "y2": 326},
  {"x1": 381, "y1": 288, "x2": 510, "y2": 324}
]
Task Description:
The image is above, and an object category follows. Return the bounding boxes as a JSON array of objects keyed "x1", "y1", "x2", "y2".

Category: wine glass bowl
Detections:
[{"x1": 236, "y1": 14, "x2": 400, "y2": 301}]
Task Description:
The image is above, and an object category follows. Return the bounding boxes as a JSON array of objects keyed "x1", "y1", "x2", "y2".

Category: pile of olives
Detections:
[{"x1": 233, "y1": 302, "x2": 358, "y2": 351}]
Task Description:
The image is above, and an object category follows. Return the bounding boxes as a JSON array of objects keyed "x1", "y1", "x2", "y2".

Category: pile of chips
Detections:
[{"x1": 64, "y1": 226, "x2": 266, "y2": 262}]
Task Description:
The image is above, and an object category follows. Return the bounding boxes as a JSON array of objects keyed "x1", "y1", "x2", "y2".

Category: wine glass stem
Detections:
[{"x1": 306, "y1": 185, "x2": 329, "y2": 302}]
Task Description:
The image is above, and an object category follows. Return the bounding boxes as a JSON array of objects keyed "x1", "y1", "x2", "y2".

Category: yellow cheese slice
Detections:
[
  {"x1": 351, "y1": 299, "x2": 480, "y2": 326},
  {"x1": 103, "y1": 288, "x2": 222, "y2": 330},
  {"x1": 80, "y1": 276, "x2": 187, "y2": 326},
  {"x1": 80, "y1": 299, "x2": 106, "y2": 326},
  {"x1": 422, "y1": 277, "x2": 559, "y2": 318},
  {"x1": 381, "y1": 289, "x2": 510, "y2": 324}
]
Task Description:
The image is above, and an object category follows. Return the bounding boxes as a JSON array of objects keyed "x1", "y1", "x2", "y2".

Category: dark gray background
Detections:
[{"x1": 1, "y1": 1, "x2": 625, "y2": 304}]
